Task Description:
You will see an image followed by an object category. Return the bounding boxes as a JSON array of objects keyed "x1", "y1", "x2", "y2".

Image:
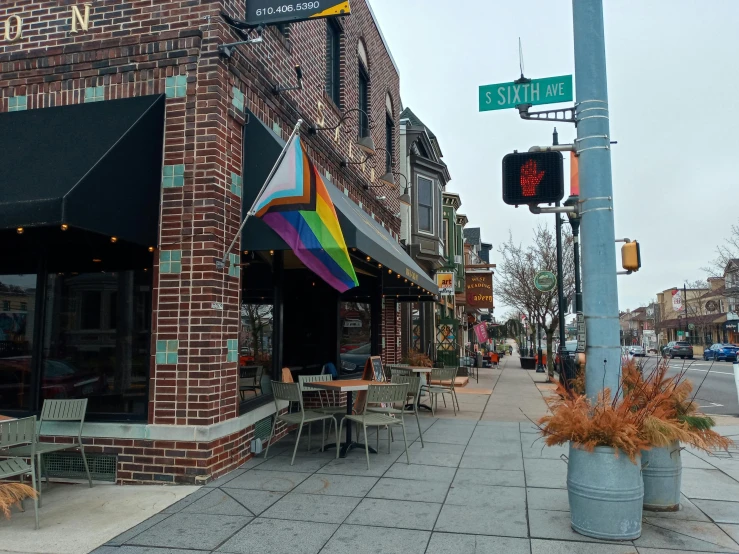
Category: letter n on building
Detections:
[{"x1": 70, "y1": 4, "x2": 92, "y2": 34}]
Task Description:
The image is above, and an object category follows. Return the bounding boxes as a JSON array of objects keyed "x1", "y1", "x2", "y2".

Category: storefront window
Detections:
[
  {"x1": 240, "y1": 303, "x2": 273, "y2": 408},
  {"x1": 339, "y1": 302, "x2": 371, "y2": 372},
  {"x1": 0, "y1": 274, "x2": 37, "y2": 411},
  {"x1": 41, "y1": 270, "x2": 151, "y2": 416}
]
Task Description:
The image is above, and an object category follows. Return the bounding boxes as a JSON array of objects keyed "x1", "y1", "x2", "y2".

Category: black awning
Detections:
[
  {"x1": 0, "y1": 95, "x2": 166, "y2": 246},
  {"x1": 241, "y1": 110, "x2": 438, "y2": 296}
]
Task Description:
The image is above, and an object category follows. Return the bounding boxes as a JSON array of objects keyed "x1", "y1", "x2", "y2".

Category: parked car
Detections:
[
  {"x1": 339, "y1": 342, "x2": 370, "y2": 374},
  {"x1": 663, "y1": 341, "x2": 693, "y2": 359},
  {"x1": 703, "y1": 343, "x2": 739, "y2": 362},
  {"x1": 555, "y1": 340, "x2": 578, "y2": 365},
  {"x1": 628, "y1": 345, "x2": 646, "y2": 357}
]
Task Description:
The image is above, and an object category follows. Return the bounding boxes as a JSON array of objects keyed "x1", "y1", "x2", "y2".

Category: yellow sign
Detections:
[{"x1": 436, "y1": 272, "x2": 454, "y2": 295}]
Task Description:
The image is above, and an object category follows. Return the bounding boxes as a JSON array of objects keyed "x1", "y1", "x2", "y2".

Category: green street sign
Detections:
[
  {"x1": 534, "y1": 270, "x2": 557, "y2": 292},
  {"x1": 688, "y1": 323, "x2": 695, "y2": 330},
  {"x1": 479, "y1": 75, "x2": 573, "y2": 112}
]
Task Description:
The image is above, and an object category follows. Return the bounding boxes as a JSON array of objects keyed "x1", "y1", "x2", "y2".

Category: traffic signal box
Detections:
[
  {"x1": 621, "y1": 241, "x2": 641, "y2": 272},
  {"x1": 502, "y1": 151, "x2": 565, "y2": 206}
]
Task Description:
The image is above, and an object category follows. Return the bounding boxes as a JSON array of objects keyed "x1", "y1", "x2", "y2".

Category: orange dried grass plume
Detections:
[{"x1": 0, "y1": 483, "x2": 37, "y2": 519}]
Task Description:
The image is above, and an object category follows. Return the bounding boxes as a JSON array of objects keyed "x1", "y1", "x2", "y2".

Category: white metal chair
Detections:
[
  {"x1": 340, "y1": 383, "x2": 410, "y2": 470},
  {"x1": 0, "y1": 417, "x2": 39, "y2": 529},
  {"x1": 265, "y1": 381, "x2": 339, "y2": 465},
  {"x1": 297, "y1": 374, "x2": 343, "y2": 435},
  {"x1": 2, "y1": 399, "x2": 92, "y2": 506},
  {"x1": 421, "y1": 366, "x2": 460, "y2": 416}
]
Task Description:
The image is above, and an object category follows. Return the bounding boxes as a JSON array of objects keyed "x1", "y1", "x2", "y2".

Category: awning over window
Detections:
[
  {"x1": 0, "y1": 95, "x2": 166, "y2": 247},
  {"x1": 241, "y1": 110, "x2": 438, "y2": 296}
]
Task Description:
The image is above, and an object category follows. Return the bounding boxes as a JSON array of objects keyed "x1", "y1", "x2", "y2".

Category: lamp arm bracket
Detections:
[
  {"x1": 517, "y1": 103, "x2": 577, "y2": 124},
  {"x1": 528, "y1": 205, "x2": 576, "y2": 215},
  {"x1": 614, "y1": 238, "x2": 632, "y2": 244},
  {"x1": 617, "y1": 270, "x2": 633, "y2": 276}
]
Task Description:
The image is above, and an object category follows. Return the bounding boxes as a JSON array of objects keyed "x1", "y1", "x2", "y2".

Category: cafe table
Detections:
[{"x1": 309, "y1": 379, "x2": 388, "y2": 458}]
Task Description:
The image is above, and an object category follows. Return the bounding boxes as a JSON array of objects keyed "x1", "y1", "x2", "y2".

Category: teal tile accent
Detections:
[
  {"x1": 162, "y1": 164, "x2": 185, "y2": 188},
  {"x1": 272, "y1": 122, "x2": 282, "y2": 136},
  {"x1": 8, "y1": 95, "x2": 27, "y2": 112},
  {"x1": 155, "y1": 339, "x2": 179, "y2": 365},
  {"x1": 230, "y1": 172, "x2": 242, "y2": 198},
  {"x1": 160, "y1": 250, "x2": 182, "y2": 274},
  {"x1": 228, "y1": 253, "x2": 240, "y2": 278},
  {"x1": 84, "y1": 86, "x2": 105, "y2": 103},
  {"x1": 165, "y1": 75, "x2": 187, "y2": 98},
  {"x1": 231, "y1": 86, "x2": 245, "y2": 111},
  {"x1": 227, "y1": 338, "x2": 238, "y2": 363}
]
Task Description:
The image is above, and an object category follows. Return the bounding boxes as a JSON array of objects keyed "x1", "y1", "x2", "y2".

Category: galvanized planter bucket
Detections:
[
  {"x1": 642, "y1": 441, "x2": 682, "y2": 511},
  {"x1": 567, "y1": 443, "x2": 643, "y2": 540}
]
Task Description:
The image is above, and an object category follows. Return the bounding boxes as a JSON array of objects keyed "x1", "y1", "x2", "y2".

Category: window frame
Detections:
[
  {"x1": 385, "y1": 113, "x2": 394, "y2": 174},
  {"x1": 325, "y1": 20, "x2": 342, "y2": 107},
  {"x1": 416, "y1": 174, "x2": 435, "y2": 235},
  {"x1": 443, "y1": 219, "x2": 450, "y2": 258},
  {"x1": 358, "y1": 64, "x2": 369, "y2": 139}
]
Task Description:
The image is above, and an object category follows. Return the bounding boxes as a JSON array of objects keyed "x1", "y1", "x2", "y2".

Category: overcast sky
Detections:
[{"x1": 369, "y1": 0, "x2": 739, "y2": 314}]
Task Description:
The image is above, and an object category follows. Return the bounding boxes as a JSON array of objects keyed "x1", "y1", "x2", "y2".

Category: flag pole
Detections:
[{"x1": 218, "y1": 119, "x2": 303, "y2": 269}]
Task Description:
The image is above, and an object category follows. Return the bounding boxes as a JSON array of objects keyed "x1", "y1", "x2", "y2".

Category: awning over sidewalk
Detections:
[
  {"x1": 0, "y1": 95, "x2": 166, "y2": 246},
  {"x1": 241, "y1": 110, "x2": 438, "y2": 295}
]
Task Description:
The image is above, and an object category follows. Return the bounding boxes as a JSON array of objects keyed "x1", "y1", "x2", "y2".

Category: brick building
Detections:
[{"x1": 0, "y1": 1, "x2": 437, "y2": 484}]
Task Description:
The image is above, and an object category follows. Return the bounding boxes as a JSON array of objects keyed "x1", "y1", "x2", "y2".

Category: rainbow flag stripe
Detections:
[{"x1": 254, "y1": 136, "x2": 359, "y2": 292}]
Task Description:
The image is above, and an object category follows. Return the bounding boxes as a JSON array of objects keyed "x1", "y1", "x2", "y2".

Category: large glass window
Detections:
[
  {"x1": 239, "y1": 302, "x2": 273, "y2": 408},
  {"x1": 418, "y1": 175, "x2": 434, "y2": 233},
  {"x1": 358, "y1": 66, "x2": 369, "y2": 138},
  {"x1": 339, "y1": 302, "x2": 371, "y2": 373},
  {"x1": 385, "y1": 114, "x2": 393, "y2": 173},
  {"x1": 40, "y1": 270, "x2": 151, "y2": 416},
  {"x1": 325, "y1": 21, "x2": 341, "y2": 105},
  {"x1": 0, "y1": 274, "x2": 37, "y2": 411}
]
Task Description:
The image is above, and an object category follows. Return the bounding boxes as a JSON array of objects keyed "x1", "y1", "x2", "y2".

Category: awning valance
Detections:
[
  {"x1": 0, "y1": 95, "x2": 166, "y2": 246},
  {"x1": 241, "y1": 110, "x2": 438, "y2": 295}
]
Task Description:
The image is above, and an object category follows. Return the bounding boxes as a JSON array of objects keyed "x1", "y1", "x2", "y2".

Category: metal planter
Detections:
[
  {"x1": 642, "y1": 441, "x2": 682, "y2": 511},
  {"x1": 567, "y1": 443, "x2": 643, "y2": 540}
]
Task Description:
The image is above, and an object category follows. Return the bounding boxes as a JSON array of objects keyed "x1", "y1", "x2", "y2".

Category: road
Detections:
[{"x1": 648, "y1": 357, "x2": 739, "y2": 417}]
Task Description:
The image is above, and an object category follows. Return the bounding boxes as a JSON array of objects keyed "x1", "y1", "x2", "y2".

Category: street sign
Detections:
[
  {"x1": 688, "y1": 323, "x2": 695, "y2": 330},
  {"x1": 502, "y1": 151, "x2": 564, "y2": 206},
  {"x1": 479, "y1": 75, "x2": 573, "y2": 112},
  {"x1": 576, "y1": 312, "x2": 585, "y2": 353},
  {"x1": 534, "y1": 270, "x2": 557, "y2": 292},
  {"x1": 244, "y1": 0, "x2": 350, "y2": 26}
]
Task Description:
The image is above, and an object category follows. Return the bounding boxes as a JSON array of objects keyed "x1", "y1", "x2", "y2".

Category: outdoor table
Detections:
[
  {"x1": 0, "y1": 415, "x2": 15, "y2": 421},
  {"x1": 310, "y1": 379, "x2": 386, "y2": 458}
]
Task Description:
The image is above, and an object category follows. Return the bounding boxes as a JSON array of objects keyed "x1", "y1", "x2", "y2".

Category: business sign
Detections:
[
  {"x1": 672, "y1": 289, "x2": 684, "y2": 313},
  {"x1": 479, "y1": 75, "x2": 573, "y2": 112},
  {"x1": 474, "y1": 322, "x2": 489, "y2": 343},
  {"x1": 245, "y1": 0, "x2": 351, "y2": 26},
  {"x1": 534, "y1": 270, "x2": 557, "y2": 293},
  {"x1": 436, "y1": 272, "x2": 454, "y2": 296},
  {"x1": 465, "y1": 273, "x2": 494, "y2": 309},
  {"x1": 502, "y1": 151, "x2": 564, "y2": 206}
]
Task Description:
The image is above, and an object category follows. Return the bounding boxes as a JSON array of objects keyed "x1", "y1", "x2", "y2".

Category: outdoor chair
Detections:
[
  {"x1": 0, "y1": 417, "x2": 38, "y2": 529},
  {"x1": 367, "y1": 375, "x2": 424, "y2": 448},
  {"x1": 339, "y1": 383, "x2": 410, "y2": 470},
  {"x1": 239, "y1": 365, "x2": 263, "y2": 399},
  {"x1": 265, "y1": 381, "x2": 339, "y2": 465},
  {"x1": 389, "y1": 366, "x2": 411, "y2": 377},
  {"x1": 297, "y1": 374, "x2": 343, "y2": 433},
  {"x1": 2, "y1": 399, "x2": 92, "y2": 507},
  {"x1": 422, "y1": 366, "x2": 460, "y2": 416}
]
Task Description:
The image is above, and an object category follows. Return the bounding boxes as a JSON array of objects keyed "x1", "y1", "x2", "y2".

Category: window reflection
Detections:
[
  {"x1": 0, "y1": 275, "x2": 37, "y2": 410},
  {"x1": 42, "y1": 271, "x2": 151, "y2": 415},
  {"x1": 239, "y1": 303, "x2": 272, "y2": 406},
  {"x1": 339, "y1": 302, "x2": 371, "y2": 373}
]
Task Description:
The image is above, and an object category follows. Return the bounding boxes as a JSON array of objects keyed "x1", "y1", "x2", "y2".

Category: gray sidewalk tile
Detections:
[
  {"x1": 256, "y1": 454, "x2": 333, "y2": 473},
  {"x1": 426, "y1": 532, "x2": 530, "y2": 553},
  {"x1": 345, "y1": 497, "x2": 442, "y2": 531},
  {"x1": 224, "y1": 469, "x2": 311, "y2": 492},
  {"x1": 316, "y1": 454, "x2": 398, "y2": 477},
  {"x1": 643, "y1": 495, "x2": 711, "y2": 522},
  {"x1": 405, "y1": 441, "x2": 463, "y2": 467},
  {"x1": 460, "y1": 451, "x2": 524, "y2": 471},
  {"x1": 420, "y1": 432, "x2": 471, "y2": 445},
  {"x1": 204, "y1": 468, "x2": 248, "y2": 488},
  {"x1": 260, "y1": 492, "x2": 361, "y2": 524},
  {"x1": 445, "y1": 483, "x2": 526, "y2": 510},
  {"x1": 530, "y1": 539, "x2": 637, "y2": 553},
  {"x1": 680, "y1": 452, "x2": 721, "y2": 469},
  {"x1": 453, "y1": 468, "x2": 525, "y2": 488},
  {"x1": 521, "y1": 440, "x2": 569, "y2": 460},
  {"x1": 523, "y1": 458, "x2": 568, "y2": 489},
  {"x1": 384, "y1": 462, "x2": 457, "y2": 483},
  {"x1": 96, "y1": 547, "x2": 211, "y2": 554},
  {"x1": 292, "y1": 474, "x2": 379, "y2": 497},
  {"x1": 128, "y1": 512, "x2": 249, "y2": 550},
  {"x1": 692, "y1": 499, "x2": 739, "y2": 523},
  {"x1": 718, "y1": 524, "x2": 739, "y2": 543},
  {"x1": 217, "y1": 518, "x2": 337, "y2": 554},
  {"x1": 528, "y1": 510, "x2": 626, "y2": 544},
  {"x1": 434, "y1": 504, "x2": 528, "y2": 537},
  {"x1": 182, "y1": 489, "x2": 254, "y2": 516},
  {"x1": 319, "y1": 524, "x2": 430, "y2": 554},
  {"x1": 161, "y1": 488, "x2": 211, "y2": 513},
  {"x1": 367, "y1": 477, "x2": 449, "y2": 503},
  {"x1": 220, "y1": 488, "x2": 284, "y2": 516},
  {"x1": 681, "y1": 468, "x2": 739, "y2": 502},
  {"x1": 635, "y1": 517, "x2": 739, "y2": 552},
  {"x1": 105, "y1": 514, "x2": 172, "y2": 546},
  {"x1": 526, "y1": 487, "x2": 570, "y2": 512}
]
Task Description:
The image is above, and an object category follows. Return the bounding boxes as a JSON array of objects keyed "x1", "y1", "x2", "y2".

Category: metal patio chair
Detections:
[
  {"x1": 0, "y1": 416, "x2": 39, "y2": 529},
  {"x1": 239, "y1": 365, "x2": 263, "y2": 399},
  {"x1": 298, "y1": 374, "x2": 342, "y2": 435},
  {"x1": 421, "y1": 366, "x2": 460, "y2": 416},
  {"x1": 368, "y1": 374, "x2": 425, "y2": 448},
  {"x1": 2, "y1": 399, "x2": 92, "y2": 507},
  {"x1": 340, "y1": 383, "x2": 410, "y2": 470},
  {"x1": 265, "y1": 381, "x2": 339, "y2": 465}
]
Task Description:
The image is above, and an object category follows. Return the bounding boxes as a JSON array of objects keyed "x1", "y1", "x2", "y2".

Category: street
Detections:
[{"x1": 640, "y1": 356, "x2": 739, "y2": 416}]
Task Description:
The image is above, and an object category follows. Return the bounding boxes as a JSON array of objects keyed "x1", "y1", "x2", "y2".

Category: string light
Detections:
[
  {"x1": 92, "y1": 258, "x2": 102, "y2": 263},
  {"x1": 377, "y1": 263, "x2": 382, "y2": 268},
  {"x1": 148, "y1": 246, "x2": 156, "y2": 252},
  {"x1": 110, "y1": 236, "x2": 118, "y2": 243},
  {"x1": 61, "y1": 224, "x2": 69, "y2": 231},
  {"x1": 269, "y1": 250, "x2": 274, "y2": 255},
  {"x1": 387, "y1": 269, "x2": 392, "y2": 274},
  {"x1": 366, "y1": 256, "x2": 371, "y2": 261},
  {"x1": 16, "y1": 227, "x2": 23, "y2": 234}
]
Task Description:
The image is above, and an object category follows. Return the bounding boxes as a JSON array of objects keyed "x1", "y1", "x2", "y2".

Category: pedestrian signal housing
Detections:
[
  {"x1": 621, "y1": 241, "x2": 641, "y2": 272},
  {"x1": 502, "y1": 151, "x2": 565, "y2": 206}
]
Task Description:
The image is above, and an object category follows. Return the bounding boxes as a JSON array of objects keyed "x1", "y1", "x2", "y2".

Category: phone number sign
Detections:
[{"x1": 245, "y1": 0, "x2": 351, "y2": 26}]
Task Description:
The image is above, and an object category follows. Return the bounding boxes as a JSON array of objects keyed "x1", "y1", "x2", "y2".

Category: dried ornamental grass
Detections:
[{"x1": 0, "y1": 483, "x2": 37, "y2": 519}]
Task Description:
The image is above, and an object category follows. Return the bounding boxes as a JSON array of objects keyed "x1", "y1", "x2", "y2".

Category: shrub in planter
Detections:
[{"x1": 401, "y1": 350, "x2": 432, "y2": 368}]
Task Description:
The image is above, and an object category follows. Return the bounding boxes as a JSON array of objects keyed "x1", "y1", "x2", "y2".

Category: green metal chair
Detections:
[
  {"x1": 2, "y1": 399, "x2": 92, "y2": 507},
  {"x1": 368, "y1": 374, "x2": 424, "y2": 448},
  {"x1": 297, "y1": 374, "x2": 343, "y2": 434},
  {"x1": 390, "y1": 366, "x2": 412, "y2": 377},
  {"x1": 421, "y1": 366, "x2": 460, "y2": 416},
  {"x1": 0, "y1": 417, "x2": 39, "y2": 529},
  {"x1": 265, "y1": 381, "x2": 339, "y2": 465},
  {"x1": 339, "y1": 383, "x2": 410, "y2": 470}
]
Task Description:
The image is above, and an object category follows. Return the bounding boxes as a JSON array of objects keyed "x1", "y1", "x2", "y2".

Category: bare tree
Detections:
[
  {"x1": 495, "y1": 223, "x2": 575, "y2": 377},
  {"x1": 703, "y1": 220, "x2": 739, "y2": 277}
]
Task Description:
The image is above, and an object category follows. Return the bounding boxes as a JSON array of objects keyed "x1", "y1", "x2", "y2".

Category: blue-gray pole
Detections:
[{"x1": 572, "y1": 0, "x2": 621, "y2": 399}]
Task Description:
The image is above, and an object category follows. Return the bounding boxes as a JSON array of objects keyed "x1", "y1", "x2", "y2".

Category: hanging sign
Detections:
[
  {"x1": 672, "y1": 289, "x2": 684, "y2": 313},
  {"x1": 436, "y1": 272, "x2": 454, "y2": 296},
  {"x1": 245, "y1": 0, "x2": 351, "y2": 26},
  {"x1": 465, "y1": 273, "x2": 494, "y2": 309},
  {"x1": 534, "y1": 270, "x2": 557, "y2": 292},
  {"x1": 474, "y1": 322, "x2": 489, "y2": 343}
]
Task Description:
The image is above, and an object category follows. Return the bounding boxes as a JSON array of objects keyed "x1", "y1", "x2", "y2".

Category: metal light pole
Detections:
[
  {"x1": 573, "y1": 0, "x2": 620, "y2": 400},
  {"x1": 553, "y1": 129, "x2": 568, "y2": 387},
  {"x1": 683, "y1": 283, "x2": 688, "y2": 342}
]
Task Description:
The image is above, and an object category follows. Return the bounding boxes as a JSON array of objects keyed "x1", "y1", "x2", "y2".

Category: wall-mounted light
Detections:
[
  {"x1": 61, "y1": 224, "x2": 69, "y2": 231},
  {"x1": 309, "y1": 108, "x2": 377, "y2": 158},
  {"x1": 16, "y1": 227, "x2": 24, "y2": 235}
]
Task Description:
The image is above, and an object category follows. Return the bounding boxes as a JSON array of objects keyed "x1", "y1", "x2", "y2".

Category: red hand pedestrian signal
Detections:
[{"x1": 520, "y1": 159, "x2": 545, "y2": 197}]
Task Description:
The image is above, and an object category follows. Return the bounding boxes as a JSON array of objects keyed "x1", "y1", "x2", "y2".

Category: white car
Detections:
[{"x1": 628, "y1": 345, "x2": 646, "y2": 357}]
